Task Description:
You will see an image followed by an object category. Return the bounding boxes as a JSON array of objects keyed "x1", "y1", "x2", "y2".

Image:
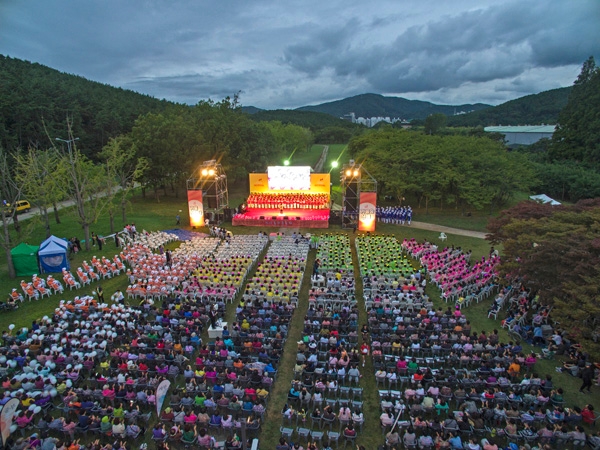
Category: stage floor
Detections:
[{"x1": 232, "y1": 209, "x2": 329, "y2": 228}]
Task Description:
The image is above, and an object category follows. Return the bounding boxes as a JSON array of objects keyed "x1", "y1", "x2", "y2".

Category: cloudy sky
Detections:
[{"x1": 1, "y1": 0, "x2": 598, "y2": 109}]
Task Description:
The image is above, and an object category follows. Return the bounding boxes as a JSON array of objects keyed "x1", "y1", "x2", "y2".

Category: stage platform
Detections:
[{"x1": 232, "y1": 209, "x2": 329, "y2": 228}]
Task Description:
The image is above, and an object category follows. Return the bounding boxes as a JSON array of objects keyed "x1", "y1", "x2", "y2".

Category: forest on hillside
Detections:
[
  {"x1": 447, "y1": 87, "x2": 571, "y2": 127},
  {"x1": 0, "y1": 55, "x2": 172, "y2": 158}
]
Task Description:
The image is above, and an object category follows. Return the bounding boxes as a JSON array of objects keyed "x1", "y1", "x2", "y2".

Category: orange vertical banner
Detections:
[
  {"x1": 358, "y1": 192, "x2": 377, "y2": 232},
  {"x1": 187, "y1": 190, "x2": 204, "y2": 227}
]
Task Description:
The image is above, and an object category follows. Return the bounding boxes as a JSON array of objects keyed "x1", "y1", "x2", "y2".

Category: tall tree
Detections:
[
  {"x1": 99, "y1": 135, "x2": 149, "y2": 229},
  {"x1": 0, "y1": 147, "x2": 36, "y2": 279},
  {"x1": 424, "y1": 113, "x2": 447, "y2": 135},
  {"x1": 15, "y1": 146, "x2": 66, "y2": 238},
  {"x1": 264, "y1": 121, "x2": 314, "y2": 159},
  {"x1": 55, "y1": 121, "x2": 113, "y2": 251},
  {"x1": 487, "y1": 200, "x2": 600, "y2": 358},
  {"x1": 349, "y1": 128, "x2": 532, "y2": 213},
  {"x1": 550, "y1": 57, "x2": 600, "y2": 166}
]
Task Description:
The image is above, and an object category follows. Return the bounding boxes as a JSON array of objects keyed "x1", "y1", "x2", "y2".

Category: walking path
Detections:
[
  {"x1": 407, "y1": 220, "x2": 487, "y2": 239},
  {"x1": 328, "y1": 204, "x2": 487, "y2": 239},
  {"x1": 313, "y1": 145, "x2": 329, "y2": 172}
]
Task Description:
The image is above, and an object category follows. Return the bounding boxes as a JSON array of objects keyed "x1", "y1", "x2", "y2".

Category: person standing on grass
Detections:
[
  {"x1": 313, "y1": 259, "x2": 320, "y2": 278},
  {"x1": 580, "y1": 364, "x2": 594, "y2": 393}
]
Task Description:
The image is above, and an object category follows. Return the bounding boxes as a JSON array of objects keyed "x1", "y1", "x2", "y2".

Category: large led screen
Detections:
[{"x1": 267, "y1": 166, "x2": 311, "y2": 191}]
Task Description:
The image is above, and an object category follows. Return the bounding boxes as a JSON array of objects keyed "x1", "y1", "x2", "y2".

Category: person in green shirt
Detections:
[
  {"x1": 100, "y1": 416, "x2": 112, "y2": 433},
  {"x1": 182, "y1": 424, "x2": 196, "y2": 442},
  {"x1": 408, "y1": 357, "x2": 419, "y2": 374},
  {"x1": 194, "y1": 392, "x2": 206, "y2": 407},
  {"x1": 112, "y1": 403, "x2": 124, "y2": 419}
]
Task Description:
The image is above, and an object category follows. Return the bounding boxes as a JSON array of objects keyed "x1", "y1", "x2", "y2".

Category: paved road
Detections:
[
  {"x1": 9, "y1": 200, "x2": 76, "y2": 222},
  {"x1": 6, "y1": 185, "x2": 131, "y2": 224},
  {"x1": 407, "y1": 220, "x2": 487, "y2": 239},
  {"x1": 313, "y1": 145, "x2": 329, "y2": 172}
]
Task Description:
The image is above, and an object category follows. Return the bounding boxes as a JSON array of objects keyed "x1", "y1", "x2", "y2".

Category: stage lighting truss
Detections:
[
  {"x1": 340, "y1": 162, "x2": 377, "y2": 229},
  {"x1": 187, "y1": 160, "x2": 229, "y2": 213}
]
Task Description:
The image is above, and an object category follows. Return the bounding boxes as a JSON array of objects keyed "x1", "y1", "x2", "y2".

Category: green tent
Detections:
[{"x1": 11, "y1": 242, "x2": 40, "y2": 276}]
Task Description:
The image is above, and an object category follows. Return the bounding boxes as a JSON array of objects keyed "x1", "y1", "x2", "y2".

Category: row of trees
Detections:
[
  {"x1": 129, "y1": 97, "x2": 314, "y2": 199},
  {"x1": 484, "y1": 59, "x2": 600, "y2": 357},
  {"x1": 510, "y1": 57, "x2": 600, "y2": 202},
  {"x1": 487, "y1": 199, "x2": 600, "y2": 358},
  {"x1": 1, "y1": 99, "x2": 316, "y2": 278},
  {"x1": 1, "y1": 119, "x2": 146, "y2": 278},
  {"x1": 348, "y1": 128, "x2": 533, "y2": 214}
]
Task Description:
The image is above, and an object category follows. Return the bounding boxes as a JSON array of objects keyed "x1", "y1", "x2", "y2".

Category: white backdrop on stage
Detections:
[{"x1": 267, "y1": 166, "x2": 311, "y2": 191}]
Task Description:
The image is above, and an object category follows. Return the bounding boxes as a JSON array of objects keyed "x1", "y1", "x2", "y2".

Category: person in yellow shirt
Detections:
[{"x1": 508, "y1": 359, "x2": 521, "y2": 379}]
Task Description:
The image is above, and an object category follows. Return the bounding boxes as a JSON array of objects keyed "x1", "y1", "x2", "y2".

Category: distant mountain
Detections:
[
  {"x1": 241, "y1": 105, "x2": 263, "y2": 114},
  {"x1": 296, "y1": 93, "x2": 490, "y2": 121},
  {"x1": 446, "y1": 87, "x2": 572, "y2": 127}
]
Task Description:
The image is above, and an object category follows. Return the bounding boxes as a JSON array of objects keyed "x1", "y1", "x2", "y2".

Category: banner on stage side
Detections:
[
  {"x1": 359, "y1": 192, "x2": 377, "y2": 232},
  {"x1": 187, "y1": 190, "x2": 204, "y2": 227},
  {"x1": 249, "y1": 173, "x2": 268, "y2": 193},
  {"x1": 310, "y1": 174, "x2": 330, "y2": 194}
]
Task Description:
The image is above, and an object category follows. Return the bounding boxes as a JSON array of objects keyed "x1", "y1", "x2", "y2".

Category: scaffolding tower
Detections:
[
  {"x1": 340, "y1": 160, "x2": 377, "y2": 229},
  {"x1": 187, "y1": 160, "x2": 229, "y2": 221}
]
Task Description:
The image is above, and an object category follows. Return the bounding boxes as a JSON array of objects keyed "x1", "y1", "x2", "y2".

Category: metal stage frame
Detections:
[
  {"x1": 340, "y1": 160, "x2": 377, "y2": 229},
  {"x1": 187, "y1": 160, "x2": 229, "y2": 222}
]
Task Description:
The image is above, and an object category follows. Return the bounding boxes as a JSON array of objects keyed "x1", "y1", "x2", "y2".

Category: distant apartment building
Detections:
[{"x1": 342, "y1": 112, "x2": 409, "y2": 128}]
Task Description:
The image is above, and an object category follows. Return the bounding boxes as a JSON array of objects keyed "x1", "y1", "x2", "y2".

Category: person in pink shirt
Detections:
[
  {"x1": 15, "y1": 411, "x2": 34, "y2": 429},
  {"x1": 183, "y1": 410, "x2": 197, "y2": 423}
]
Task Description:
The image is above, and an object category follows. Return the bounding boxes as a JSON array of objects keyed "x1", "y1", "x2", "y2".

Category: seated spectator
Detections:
[{"x1": 583, "y1": 404, "x2": 596, "y2": 425}]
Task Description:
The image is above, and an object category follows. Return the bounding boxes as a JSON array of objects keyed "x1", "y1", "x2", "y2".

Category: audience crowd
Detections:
[{"x1": 2, "y1": 231, "x2": 599, "y2": 450}]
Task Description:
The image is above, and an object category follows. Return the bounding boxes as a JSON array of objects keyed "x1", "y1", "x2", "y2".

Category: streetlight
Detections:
[{"x1": 55, "y1": 137, "x2": 80, "y2": 152}]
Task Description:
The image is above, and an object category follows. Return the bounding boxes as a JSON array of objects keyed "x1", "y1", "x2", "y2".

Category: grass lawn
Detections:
[
  {"x1": 290, "y1": 144, "x2": 325, "y2": 167},
  {"x1": 1, "y1": 186, "x2": 596, "y2": 449},
  {"x1": 376, "y1": 191, "x2": 534, "y2": 233},
  {"x1": 324, "y1": 143, "x2": 350, "y2": 182}
]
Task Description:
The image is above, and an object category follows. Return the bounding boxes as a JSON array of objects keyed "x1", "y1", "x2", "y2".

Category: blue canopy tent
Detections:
[{"x1": 38, "y1": 235, "x2": 70, "y2": 273}]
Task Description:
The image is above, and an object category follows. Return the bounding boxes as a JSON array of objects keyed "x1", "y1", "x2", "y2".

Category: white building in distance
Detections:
[{"x1": 484, "y1": 125, "x2": 556, "y2": 146}]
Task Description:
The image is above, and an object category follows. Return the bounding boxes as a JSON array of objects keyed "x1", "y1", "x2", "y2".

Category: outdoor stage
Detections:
[{"x1": 232, "y1": 209, "x2": 329, "y2": 228}]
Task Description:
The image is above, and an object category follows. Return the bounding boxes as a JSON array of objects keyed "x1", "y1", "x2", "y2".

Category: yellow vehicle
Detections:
[{"x1": 5, "y1": 200, "x2": 31, "y2": 215}]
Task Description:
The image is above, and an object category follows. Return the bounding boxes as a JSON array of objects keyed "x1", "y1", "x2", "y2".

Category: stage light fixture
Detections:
[
  {"x1": 353, "y1": 169, "x2": 360, "y2": 177},
  {"x1": 208, "y1": 168, "x2": 216, "y2": 176},
  {"x1": 201, "y1": 169, "x2": 208, "y2": 176},
  {"x1": 283, "y1": 160, "x2": 290, "y2": 166},
  {"x1": 331, "y1": 161, "x2": 338, "y2": 168},
  {"x1": 345, "y1": 169, "x2": 352, "y2": 177}
]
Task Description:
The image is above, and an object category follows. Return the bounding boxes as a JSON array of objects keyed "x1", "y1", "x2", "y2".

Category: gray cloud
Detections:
[
  {"x1": 0, "y1": 0, "x2": 598, "y2": 109},
  {"x1": 280, "y1": 0, "x2": 599, "y2": 103}
]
